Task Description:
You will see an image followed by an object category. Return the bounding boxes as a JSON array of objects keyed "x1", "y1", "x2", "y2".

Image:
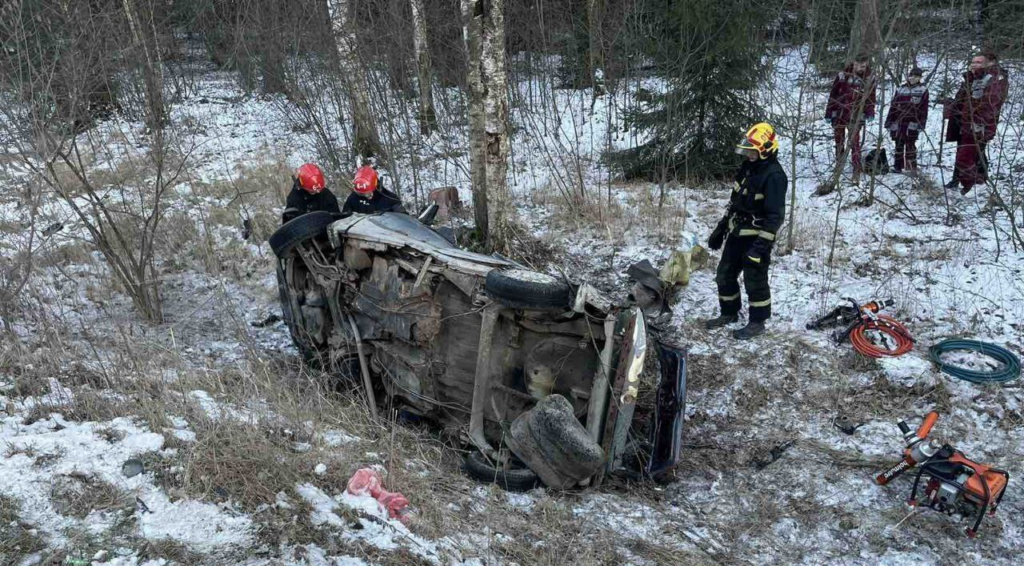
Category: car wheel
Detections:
[
  {"x1": 269, "y1": 211, "x2": 336, "y2": 258},
  {"x1": 484, "y1": 268, "x2": 572, "y2": 310},
  {"x1": 463, "y1": 450, "x2": 540, "y2": 492},
  {"x1": 276, "y1": 261, "x2": 326, "y2": 366}
]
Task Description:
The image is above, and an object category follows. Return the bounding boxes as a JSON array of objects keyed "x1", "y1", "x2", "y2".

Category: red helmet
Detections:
[
  {"x1": 297, "y1": 163, "x2": 326, "y2": 194},
  {"x1": 353, "y1": 166, "x2": 378, "y2": 195}
]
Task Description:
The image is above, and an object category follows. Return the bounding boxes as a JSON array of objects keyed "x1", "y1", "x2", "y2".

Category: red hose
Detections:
[{"x1": 849, "y1": 314, "x2": 914, "y2": 358}]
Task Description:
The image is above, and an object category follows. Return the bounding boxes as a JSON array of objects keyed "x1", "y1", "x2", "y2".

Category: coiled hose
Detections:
[
  {"x1": 928, "y1": 339, "x2": 1021, "y2": 384},
  {"x1": 849, "y1": 315, "x2": 915, "y2": 358}
]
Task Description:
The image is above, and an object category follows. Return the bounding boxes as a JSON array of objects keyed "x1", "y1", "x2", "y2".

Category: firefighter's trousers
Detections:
[{"x1": 715, "y1": 235, "x2": 772, "y2": 322}]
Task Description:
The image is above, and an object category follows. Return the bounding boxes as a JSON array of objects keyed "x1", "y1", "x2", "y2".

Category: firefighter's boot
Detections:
[
  {"x1": 732, "y1": 321, "x2": 766, "y2": 340},
  {"x1": 703, "y1": 314, "x2": 739, "y2": 330}
]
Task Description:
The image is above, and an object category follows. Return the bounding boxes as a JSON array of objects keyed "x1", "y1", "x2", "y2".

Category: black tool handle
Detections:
[{"x1": 897, "y1": 421, "x2": 911, "y2": 435}]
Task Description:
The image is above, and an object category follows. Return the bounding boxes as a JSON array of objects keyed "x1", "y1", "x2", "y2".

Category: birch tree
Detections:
[
  {"x1": 326, "y1": 0, "x2": 383, "y2": 160},
  {"x1": 462, "y1": 0, "x2": 511, "y2": 251},
  {"x1": 410, "y1": 0, "x2": 437, "y2": 134}
]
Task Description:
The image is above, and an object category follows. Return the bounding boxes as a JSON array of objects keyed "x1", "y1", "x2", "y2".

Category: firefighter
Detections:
[
  {"x1": 885, "y1": 66, "x2": 929, "y2": 174},
  {"x1": 282, "y1": 163, "x2": 341, "y2": 223},
  {"x1": 704, "y1": 123, "x2": 788, "y2": 340},
  {"x1": 341, "y1": 165, "x2": 406, "y2": 215},
  {"x1": 943, "y1": 51, "x2": 1009, "y2": 195},
  {"x1": 823, "y1": 54, "x2": 876, "y2": 186}
]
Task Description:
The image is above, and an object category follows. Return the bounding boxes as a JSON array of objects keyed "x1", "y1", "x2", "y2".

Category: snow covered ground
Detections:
[{"x1": 2, "y1": 46, "x2": 1023, "y2": 565}]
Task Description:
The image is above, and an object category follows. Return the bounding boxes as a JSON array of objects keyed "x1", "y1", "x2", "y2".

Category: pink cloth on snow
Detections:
[{"x1": 346, "y1": 468, "x2": 412, "y2": 524}]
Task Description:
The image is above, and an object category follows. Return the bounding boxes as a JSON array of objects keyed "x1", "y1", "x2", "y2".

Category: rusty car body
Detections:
[{"x1": 269, "y1": 209, "x2": 686, "y2": 489}]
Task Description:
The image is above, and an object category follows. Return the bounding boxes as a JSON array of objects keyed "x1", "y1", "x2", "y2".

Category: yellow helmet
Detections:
[{"x1": 736, "y1": 122, "x2": 778, "y2": 158}]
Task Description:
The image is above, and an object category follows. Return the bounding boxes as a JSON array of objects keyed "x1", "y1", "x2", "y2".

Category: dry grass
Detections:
[
  {"x1": 23, "y1": 387, "x2": 128, "y2": 426},
  {"x1": 132, "y1": 538, "x2": 205, "y2": 565},
  {"x1": 532, "y1": 181, "x2": 690, "y2": 247},
  {"x1": 178, "y1": 416, "x2": 307, "y2": 508},
  {"x1": 50, "y1": 473, "x2": 134, "y2": 519},
  {"x1": 0, "y1": 494, "x2": 46, "y2": 563}
]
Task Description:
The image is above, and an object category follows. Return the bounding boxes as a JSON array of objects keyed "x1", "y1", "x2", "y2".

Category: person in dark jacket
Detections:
[
  {"x1": 943, "y1": 51, "x2": 1009, "y2": 195},
  {"x1": 885, "y1": 66, "x2": 929, "y2": 174},
  {"x1": 704, "y1": 123, "x2": 788, "y2": 340},
  {"x1": 824, "y1": 55, "x2": 877, "y2": 186},
  {"x1": 282, "y1": 163, "x2": 341, "y2": 223},
  {"x1": 341, "y1": 165, "x2": 406, "y2": 215}
]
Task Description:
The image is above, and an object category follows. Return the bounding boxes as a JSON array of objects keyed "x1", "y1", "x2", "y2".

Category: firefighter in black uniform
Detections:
[
  {"x1": 282, "y1": 163, "x2": 341, "y2": 223},
  {"x1": 704, "y1": 122, "x2": 788, "y2": 340},
  {"x1": 341, "y1": 165, "x2": 406, "y2": 215}
]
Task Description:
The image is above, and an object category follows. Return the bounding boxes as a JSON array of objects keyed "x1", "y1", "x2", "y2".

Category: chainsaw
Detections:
[
  {"x1": 876, "y1": 411, "x2": 1009, "y2": 537},
  {"x1": 806, "y1": 298, "x2": 893, "y2": 343}
]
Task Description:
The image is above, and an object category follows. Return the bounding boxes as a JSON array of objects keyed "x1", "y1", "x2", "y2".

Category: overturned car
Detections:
[{"x1": 269, "y1": 208, "x2": 686, "y2": 489}]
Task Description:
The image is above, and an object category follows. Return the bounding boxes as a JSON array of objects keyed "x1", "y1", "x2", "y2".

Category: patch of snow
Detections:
[
  {"x1": 320, "y1": 429, "x2": 360, "y2": 447},
  {"x1": 0, "y1": 413, "x2": 252, "y2": 554}
]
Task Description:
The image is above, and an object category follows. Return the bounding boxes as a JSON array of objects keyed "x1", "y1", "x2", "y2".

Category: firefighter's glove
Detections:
[{"x1": 708, "y1": 222, "x2": 728, "y2": 251}]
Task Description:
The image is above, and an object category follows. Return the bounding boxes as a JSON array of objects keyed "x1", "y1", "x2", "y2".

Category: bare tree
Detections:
[
  {"x1": 0, "y1": 0, "x2": 191, "y2": 323},
  {"x1": 327, "y1": 0, "x2": 384, "y2": 160},
  {"x1": 410, "y1": 0, "x2": 438, "y2": 134},
  {"x1": 462, "y1": 0, "x2": 512, "y2": 251}
]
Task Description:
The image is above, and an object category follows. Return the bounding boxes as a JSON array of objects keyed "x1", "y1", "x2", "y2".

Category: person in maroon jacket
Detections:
[
  {"x1": 885, "y1": 66, "x2": 929, "y2": 174},
  {"x1": 943, "y1": 51, "x2": 1010, "y2": 195},
  {"x1": 825, "y1": 54, "x2": 877, "y2": 185}
]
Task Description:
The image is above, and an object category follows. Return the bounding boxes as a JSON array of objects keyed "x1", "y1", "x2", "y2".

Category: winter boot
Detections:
[
  {"x1": 732, "y1": 321, "x2": 766, "y2": 340},
  {"x1": 944, "y1": 178, "x2": 960, "y2": 190},
  {"x1": 703, "y1": 314, "x2": 739, "y2": 330},
  {"x1": 851, "y1": 170, "x2": 862, "y2": 185}
]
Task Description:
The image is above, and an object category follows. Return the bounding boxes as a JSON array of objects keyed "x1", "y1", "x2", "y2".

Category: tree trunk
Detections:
[
  {"x1": 462, "y1": 0, "x2": 488, "y2": 242},
  {"x1": 121, "y1": 0, "x2": 165, "y2": 131},
  {"x1": 587, "y1": 0, "x2": 605, "y2": 94},
  {"x1": 463, "y1": 0, "x2": 511, "y2": 251},
  {"x1": 258, "y1": 1, "x2": 288, "y2": 95},
  {"x1": 480, "y1": 0, "x2": 510, "y2": 252},
  {"x1": 387, "y1": 0, "x2": 414, "y2": 96},
  {"x1": 327, "y1": 0, "x2": 384, "y2": 161},
  {"x1": 410, "y1": 0, "x2": 437, "y2": 134},
  {"x1": 850, "y1": 0, "x2": 881, "y2": 57}
]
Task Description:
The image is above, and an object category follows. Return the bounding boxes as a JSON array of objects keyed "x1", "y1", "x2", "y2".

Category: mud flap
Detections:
[{"x1": 648, "y1": 342, "x2": 687, "y2": 480}]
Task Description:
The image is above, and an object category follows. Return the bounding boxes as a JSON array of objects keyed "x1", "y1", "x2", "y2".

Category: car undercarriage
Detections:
[{"x1": 270, "y1": 210, "x2": 686, "y2": 489}]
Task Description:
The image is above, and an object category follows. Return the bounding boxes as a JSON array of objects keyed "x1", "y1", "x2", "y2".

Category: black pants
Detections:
[
  {"x1": 715, "y1": 235, "x2": 772, "y2": 322},
  {"x1": 893, "y1": 136, "x2": 918, "y2": 172}
]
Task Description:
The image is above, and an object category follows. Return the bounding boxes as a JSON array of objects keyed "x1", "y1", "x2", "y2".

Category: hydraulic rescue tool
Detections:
[
  {"x1": 876, "y1": 412, "x2": 1009, "y2": 537},
  {"x1": 806, "y1": 298, "x2": 913, "y2": 358}
]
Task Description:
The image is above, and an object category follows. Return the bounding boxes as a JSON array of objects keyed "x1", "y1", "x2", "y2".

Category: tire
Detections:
[
  {"x1": 463, "y1": 450, "x2": 540, "y2": 492},
  {"x1": 484, "y1": 269, "x2": 572, "y2": 310},
  {"x1": 269, "y1": 211, "x2": 336, "y2": 258},
  {"x1": 276, "y1": 261, "x2": 324, "y2": 366}
]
